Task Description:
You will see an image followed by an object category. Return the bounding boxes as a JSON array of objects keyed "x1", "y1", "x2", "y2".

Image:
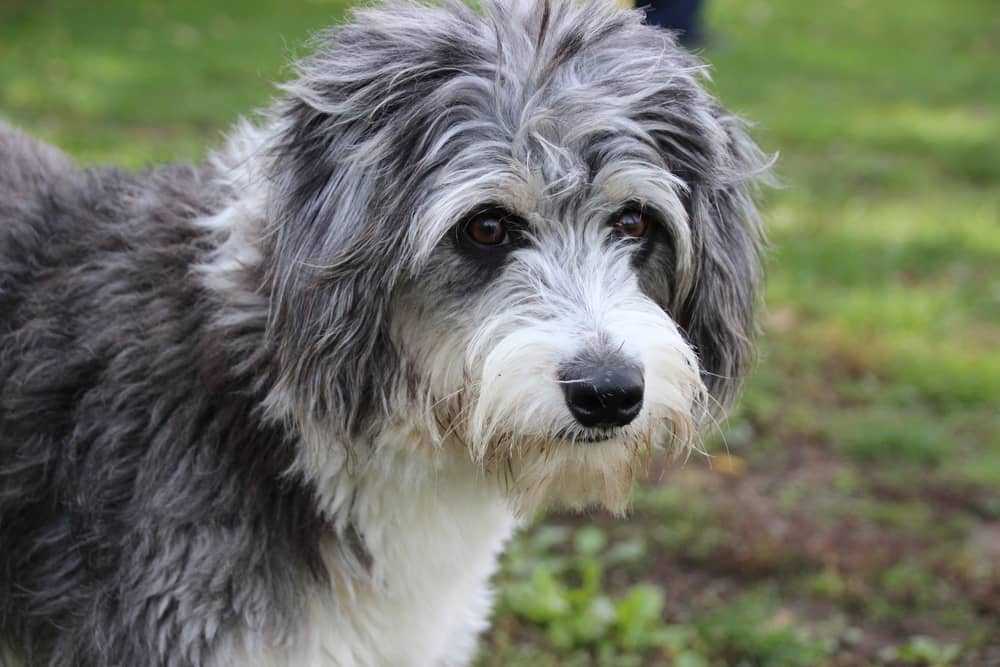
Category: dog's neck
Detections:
[
  {"x1": 212, "y1": 425, "x2": 519, "y2": 667},
  {"x1": 330, "y1": 423, "x2": 519, "y2": 592}
]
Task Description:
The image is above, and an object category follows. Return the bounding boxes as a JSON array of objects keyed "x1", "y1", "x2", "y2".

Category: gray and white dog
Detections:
[{"x1": 0, "y1": 0, "x2": 769, "y2": 665}]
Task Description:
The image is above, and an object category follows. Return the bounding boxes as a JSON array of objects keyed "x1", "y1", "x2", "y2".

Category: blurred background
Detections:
[{"x1": 2, "y1": 0, "x2": 997, "y2": 664}]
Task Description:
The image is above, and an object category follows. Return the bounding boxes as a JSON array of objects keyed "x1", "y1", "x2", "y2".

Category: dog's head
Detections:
[{"x1": 260, "y1": 0, "x2": 769, "y2": 512}]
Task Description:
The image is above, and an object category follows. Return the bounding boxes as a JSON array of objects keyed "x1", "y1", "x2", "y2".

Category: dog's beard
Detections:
[
  {"x1": 484, "y1": 435, "x2": 650, "y2": 515},
  {"x1": 431, "y1": 392, "x2": 698, "y2": 516},
  {"x1": 422, "y1": 302, "x2": 707, "y2": 516}
]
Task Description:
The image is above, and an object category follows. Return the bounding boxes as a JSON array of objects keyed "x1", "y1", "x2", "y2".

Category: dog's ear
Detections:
[
  {"x1": 642, "y1": 85, "x2": 770, "y2": 412},
  {"x1": 262, "y1": 6, "x2": 474, "y2": 438},
  {"x1": 674, "y1": 110, "x2": 769, "y2": 413}
]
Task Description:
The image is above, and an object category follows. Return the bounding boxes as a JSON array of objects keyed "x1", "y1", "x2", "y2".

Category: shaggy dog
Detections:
[{"x1": 0, "y1": 0, "x2": 769, "y2": 664}]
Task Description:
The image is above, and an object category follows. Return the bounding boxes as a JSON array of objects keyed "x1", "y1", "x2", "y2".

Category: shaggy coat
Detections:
[{"x1": 0, "y1": 1, "x2": 768, "y2": 665}]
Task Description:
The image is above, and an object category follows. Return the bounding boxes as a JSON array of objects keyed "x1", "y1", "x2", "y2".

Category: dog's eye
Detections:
[
  {"x1": 465, "y1": 214, "x2": 509, "y2": 247},
  {"x1": 612, "y1": 209, "x2": 650, "y2": 239}
]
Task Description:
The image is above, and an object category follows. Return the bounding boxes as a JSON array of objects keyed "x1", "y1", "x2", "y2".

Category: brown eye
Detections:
[
  {"x1": 613, "y1": 209, "x2": 649, "y2": 239},
  {"x1": 465, "y1": 215, "x2": 508, "y2": 246}
]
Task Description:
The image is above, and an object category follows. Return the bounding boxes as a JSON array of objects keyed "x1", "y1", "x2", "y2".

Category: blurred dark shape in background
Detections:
[{"x1": 640, "y1": 0, "x2": 704, "y2": 47}]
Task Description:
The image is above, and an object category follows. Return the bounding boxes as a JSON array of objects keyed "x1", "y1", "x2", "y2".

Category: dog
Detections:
[{"x1": 0, "y1": 0, "x2": 769, "y2": 664}]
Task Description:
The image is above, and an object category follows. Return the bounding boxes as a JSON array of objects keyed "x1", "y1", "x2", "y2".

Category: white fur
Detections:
[{"x1": 211, "y1": 426, "x2": 517, "y2": 667}]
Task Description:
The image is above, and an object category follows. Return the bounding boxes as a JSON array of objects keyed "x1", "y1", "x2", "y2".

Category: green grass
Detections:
[{"x1": 3, "y1": 0, "x2": 998, "y2": 664}]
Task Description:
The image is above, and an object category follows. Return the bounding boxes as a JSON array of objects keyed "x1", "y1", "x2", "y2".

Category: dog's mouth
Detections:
[{"x1": 554, "y1": 427, "x2": 623, "y2": 444}]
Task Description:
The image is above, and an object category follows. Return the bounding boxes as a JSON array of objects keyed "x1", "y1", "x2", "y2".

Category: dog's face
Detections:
[{"x1": 261, "y1": 0, "x2": 767, "y2": 512}]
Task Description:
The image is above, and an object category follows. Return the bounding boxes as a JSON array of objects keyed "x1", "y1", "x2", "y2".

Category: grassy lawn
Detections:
[{"x1": 3, "y1": 0, "x2": 998, "y2": 664}]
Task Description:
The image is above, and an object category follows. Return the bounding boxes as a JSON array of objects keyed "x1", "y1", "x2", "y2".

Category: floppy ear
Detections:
[
  {"x1": 261, "y1": 7, "x2": 471, "y2": 437},
  {"x1": 673, "y1": 111, "x2": 769, "y2": 412}
]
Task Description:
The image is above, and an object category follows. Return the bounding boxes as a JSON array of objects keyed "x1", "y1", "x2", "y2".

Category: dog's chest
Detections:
[{"x1": 216, "y1": 451, "x2": 518, "y2": 667}]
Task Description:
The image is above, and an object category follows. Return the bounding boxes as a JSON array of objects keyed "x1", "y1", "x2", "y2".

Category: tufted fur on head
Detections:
[
  {"x1": 239, "y1": 0, "x2": 771, "y2": 508},
  {"x1": 0, "y1": 0, "x2": 770, "y2": 665}
]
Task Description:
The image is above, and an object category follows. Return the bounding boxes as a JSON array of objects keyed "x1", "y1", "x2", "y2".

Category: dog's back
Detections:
[
  {"x1": 0, "y1": 123, "x2": 77, "y2": 325},
  {"x1": 0, "y1": 122, "x2": 216, "y2": 402},
  {"x1": 0, "y1": 122, "x2": 80, "y2": 406},
  {"x1": 0, "y1": 122, "x2": 76, "y2": 196}
]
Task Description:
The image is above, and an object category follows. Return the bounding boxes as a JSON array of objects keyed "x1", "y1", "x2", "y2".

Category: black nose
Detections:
[{"x1": 560, "y1": 362, "x2": 644, "y2": 428}]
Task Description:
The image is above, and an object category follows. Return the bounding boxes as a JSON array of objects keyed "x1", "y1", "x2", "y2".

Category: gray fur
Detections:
[
  {"x1": 0, "y1": 1, "x2": 769, "y2": 664},
  {"x1": 0, "y1": 122, "x2": 327, "y2": 666}
]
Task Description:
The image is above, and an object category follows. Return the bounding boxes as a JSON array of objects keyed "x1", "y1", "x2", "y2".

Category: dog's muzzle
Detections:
[{"x1": 559, "y1": 356, "x2": 644, "y2": 429}]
